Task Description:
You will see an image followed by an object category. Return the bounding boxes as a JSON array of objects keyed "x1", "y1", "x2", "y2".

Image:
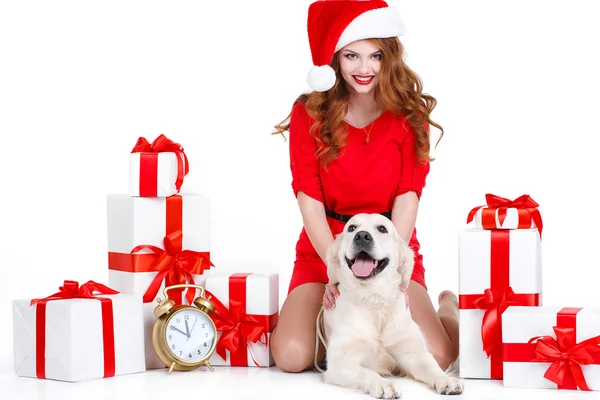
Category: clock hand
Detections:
[
  {"x1": 171, "y1": 326, "x2": 188, "y2": 337},
  {"x1": 189, "y1": 319, "x2": 198, "y2": 336},
  {"x1": 185, "y1": 320, "x2": 191, "y2": 338}
]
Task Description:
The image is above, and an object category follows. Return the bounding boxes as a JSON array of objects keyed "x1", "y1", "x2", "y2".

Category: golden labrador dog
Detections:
[{"x1": 315, "y1": 213, "x2": 463, "y2": 398}]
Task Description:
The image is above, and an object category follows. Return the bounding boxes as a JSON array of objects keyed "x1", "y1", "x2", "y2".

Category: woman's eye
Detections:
[{"x1": 345, "y1": 53, "x2": 381, "y2": 60}]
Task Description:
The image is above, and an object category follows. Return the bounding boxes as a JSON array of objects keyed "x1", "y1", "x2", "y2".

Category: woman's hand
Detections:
[{"x1": 323, "y1": 282, "x2": 340, "y2": 310}]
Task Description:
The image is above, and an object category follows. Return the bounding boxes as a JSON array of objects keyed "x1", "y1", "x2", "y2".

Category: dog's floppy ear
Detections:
[
  {"x1": 326, "y1": 233, "x2": 343, "y2": 285},
  {"x1": 397, "y1": 235, "x2": 415, "y2": 290}
]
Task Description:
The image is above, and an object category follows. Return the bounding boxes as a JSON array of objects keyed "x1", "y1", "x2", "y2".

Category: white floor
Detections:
[{"x1": 1, "y1": 366, "x2": 598, "y2": 400}]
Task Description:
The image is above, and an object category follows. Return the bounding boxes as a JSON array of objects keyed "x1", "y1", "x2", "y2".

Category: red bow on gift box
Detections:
[
  {"x1": 472, "y1": 286, "x2": 522, "y2": 357},
  {"x1": 529, "y1": 327, "x2": 600, "y2": 391},
  {"x1": 30, "y1": 280, "x2": 119, "y2": 305},
  {"x1": 461, "y1": 284, "x2": 540, "y2": 360},
  {"x1": 131, "y1": 134, "x2": 190, "y2": 195},
  {"x1": 130, "y1": 230, "x2": 213, "y2": 305},
  {"x1": 467, "y1": 193, "x2": 543, "y2": 237}
]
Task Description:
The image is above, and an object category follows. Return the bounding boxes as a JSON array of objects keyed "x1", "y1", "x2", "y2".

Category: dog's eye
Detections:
[
  {"x1": 347, "y1": 225, "x2": 356, "y2": 232},
  {"x1": 377, "y1": 225, "x2": 388, "y2": 234}
]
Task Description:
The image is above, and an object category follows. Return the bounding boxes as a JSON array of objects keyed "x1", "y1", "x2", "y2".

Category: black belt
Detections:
[{"x1": 325, "y1": 208, "x2": 392, "y2": 223}]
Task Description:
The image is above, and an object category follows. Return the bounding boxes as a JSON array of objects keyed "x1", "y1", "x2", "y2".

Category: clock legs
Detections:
[
  {"x1": 169, "y1": 362, "x2": 177, "y2": 374},
  {"x1": 204, "y1": 361, "x2": 214, "y2": 372}
]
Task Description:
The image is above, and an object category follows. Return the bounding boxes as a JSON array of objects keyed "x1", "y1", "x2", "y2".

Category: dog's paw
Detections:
[
  {"x1": 433, "y1": 376, "x2": 463, "y2": 395},
  {"x1": 368, "y1": 378, "x2": 401, "y2": 399}
]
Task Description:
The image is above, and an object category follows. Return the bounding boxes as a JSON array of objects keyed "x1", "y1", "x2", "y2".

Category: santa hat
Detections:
[{"x1": 306, "y1": 0, "x2": 406, "y2": 92}]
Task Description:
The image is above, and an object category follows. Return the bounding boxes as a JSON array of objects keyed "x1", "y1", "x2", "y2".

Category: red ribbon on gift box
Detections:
[
  {"x1": 458, "y1": 230, "x2": 540, "y2": 379},
  {"x1": 206, "y1": 273, "x2": 278, "y2": 367},
  {"x1": 467, "y1": 194, "x2": 543, "y2": 237},
  {"x1": 107, "y1": 195, "x2": 213, "y2": 305},
  {"x1": 503, "y1": 307, "x2": 600, "y2": 391},
  {"x1": 131, "y1": 134, "x2": 190, "y2": 197},
  {"x1": 30, "y1": 280, "x2": 119, "y2": 379},
  {"x1": 129, "y1": 229, "x2": 213, "y2": 305}
]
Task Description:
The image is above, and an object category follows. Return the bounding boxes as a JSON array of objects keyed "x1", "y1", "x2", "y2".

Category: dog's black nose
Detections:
[{"x1": 354, "y1": 231, "x2": 373, "y2": 247}]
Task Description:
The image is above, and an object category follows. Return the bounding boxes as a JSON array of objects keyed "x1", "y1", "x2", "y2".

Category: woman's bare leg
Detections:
[
  {"x1": 271, "y1": 283, "x2": 326, "y2": 372},
  {"x1": 437, "y1": 289, "x2": 460, "y2": 354},
  {"x1": 407, "y1": 282, "x2": 459, "y2": 371}
]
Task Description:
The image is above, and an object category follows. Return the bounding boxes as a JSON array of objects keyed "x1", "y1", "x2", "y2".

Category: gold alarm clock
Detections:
[{"x1": 152, "y1": 284, "x2": 217, "y2": 373}]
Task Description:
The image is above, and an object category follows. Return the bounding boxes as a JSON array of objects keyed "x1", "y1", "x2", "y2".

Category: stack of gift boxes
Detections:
[
  {"x1": 459, "y1": 194, "x2": 600, "y2": 391},
  {"x1": 12, "y1": 134, "x2": 279, "y2": 382},
  {"x1": 14, "y1": 134, "x2": 598, "y2": 391}
]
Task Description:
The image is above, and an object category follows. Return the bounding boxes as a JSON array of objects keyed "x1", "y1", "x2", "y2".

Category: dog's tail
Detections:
[{"x1": 314, "y1": 306, "x2": 327, "y2": 373}]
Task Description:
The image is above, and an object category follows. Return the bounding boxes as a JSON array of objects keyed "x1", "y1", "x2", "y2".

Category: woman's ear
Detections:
[
  {"x1": 326, "y1": 233, "x2": 343, "y2": 284},
  {"x1": 397, "y1": 235, "x2": 415, "y2": 290}
]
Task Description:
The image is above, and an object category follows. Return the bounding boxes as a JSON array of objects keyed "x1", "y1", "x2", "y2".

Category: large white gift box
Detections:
[
  {"x1": 204, "y1": 273, "x2": 279, "y2": 367},
  {"x1": 503, "y1": 306, "x2": 600, "y2": 391},
  {"x1": 12, "y1": 281, "x2": 146, "y2": 382},
  {"x1": 106, "y1": 193, "x2": 213, "y2": 369},
  {"x1": 458, "y1": 228, "x2": 542, "y2": 379}
]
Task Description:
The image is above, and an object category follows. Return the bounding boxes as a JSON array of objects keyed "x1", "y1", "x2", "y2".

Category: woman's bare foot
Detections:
[
  {"x1": 437, "y1": 289, "x2": 459, "y2": 367},
  {"x1": 438, "y1": 290, "x2": 458, "y2": 308},
  {"x1": 438, "y1": 290, "x2": 458, "y2": 319}
]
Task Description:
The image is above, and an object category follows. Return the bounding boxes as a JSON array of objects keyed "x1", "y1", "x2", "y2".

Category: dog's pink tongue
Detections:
[{"x1": 351, "y1": 255, "x2": 376, "y2": 277}]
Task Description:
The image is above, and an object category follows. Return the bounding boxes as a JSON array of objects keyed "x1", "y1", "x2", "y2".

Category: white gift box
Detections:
[
  {"x1": 106, "y1": 193, "x2": 212, "y2": 369},
  {"x1": 471, "y1": 206, "x2": 543, "y2": 231},
  {"x1": 503, "y1": 306, "x2": 600, "y2": 391},
  {"x1": 129, "y1": 151, "x2": 185, "y2": 197},
  {"x1": 106, "y1": 193, "x2": 210, "y2": 256},
  {"x1": 13, "y1": 293, "x2": 145, "y2": 382},
  {"x1": 458, "y1": 228, "x2": 542, "y2": 379},
  {"x1": 204, "y1": 273, "x2": 279, "y2": 367}
]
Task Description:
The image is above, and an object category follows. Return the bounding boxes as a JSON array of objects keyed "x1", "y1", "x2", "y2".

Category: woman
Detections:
[{"x1": 271, "y1": 0, "x2": 459, "y2": 373}]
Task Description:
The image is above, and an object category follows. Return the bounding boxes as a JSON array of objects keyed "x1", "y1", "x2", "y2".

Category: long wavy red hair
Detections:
[{"x1": 273, "y1": 37, "x2": 443, "y2": 169}]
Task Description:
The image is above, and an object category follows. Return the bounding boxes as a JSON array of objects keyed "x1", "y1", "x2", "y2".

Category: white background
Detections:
[{"x1": 1, "y1": 0, "x2": 599, "y2": 397}]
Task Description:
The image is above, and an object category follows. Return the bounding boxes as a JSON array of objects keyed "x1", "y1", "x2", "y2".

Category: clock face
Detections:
[{"x1": 165, "y1": 309, "x2": 215, "y2": 363}]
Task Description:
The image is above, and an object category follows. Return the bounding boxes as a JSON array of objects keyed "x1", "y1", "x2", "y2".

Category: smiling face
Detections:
[
  {"x1": 341, "y1": 214, "x2": 394, "y2": 280},
  {"x1": 326, "y1": 213, "x2": 415, "y2": 293},
  {"x1": 337, "y1": 39, "x2": 383, "y2": 94}
]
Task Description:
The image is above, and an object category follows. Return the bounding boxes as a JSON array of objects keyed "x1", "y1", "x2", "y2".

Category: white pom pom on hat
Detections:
[
  {"x1": 306, "y1": 0, "x2": 407, "y2": 92},
  {"x1": 307, "y1": 65, "x2": 337, "y2": 93}
]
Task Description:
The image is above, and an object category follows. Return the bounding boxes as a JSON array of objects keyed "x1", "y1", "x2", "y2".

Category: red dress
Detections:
[{"x1": 288, "y1": 101, "x2": 430, "y2": 294}]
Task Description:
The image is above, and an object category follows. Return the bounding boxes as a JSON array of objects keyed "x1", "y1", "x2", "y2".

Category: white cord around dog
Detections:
[{"x1": 314, "y1": 306, "x2": 327, "y2": 373}]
